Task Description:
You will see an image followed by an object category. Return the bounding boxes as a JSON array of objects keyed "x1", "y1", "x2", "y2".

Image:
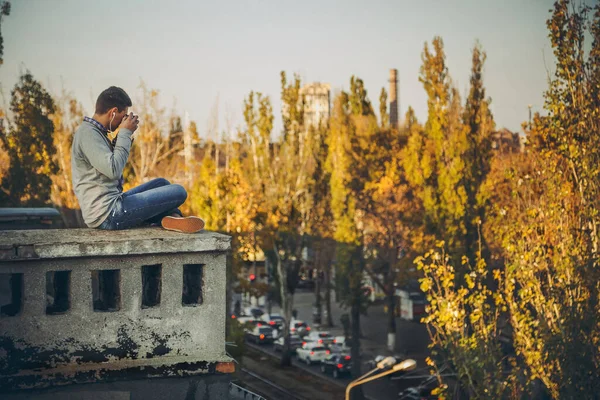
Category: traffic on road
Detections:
[{"x1": 233, "y1": 301, "x2": 434, "y2": 399}]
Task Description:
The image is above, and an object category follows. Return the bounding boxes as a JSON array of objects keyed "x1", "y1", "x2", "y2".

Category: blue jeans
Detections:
[{"x1": 98, "y1": 178, "x2": 186, "y2": 230}]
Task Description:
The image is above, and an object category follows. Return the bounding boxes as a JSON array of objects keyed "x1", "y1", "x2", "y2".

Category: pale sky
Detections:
[{"x1": 0, "y1": 0, "x2": 559, "y2": 138}]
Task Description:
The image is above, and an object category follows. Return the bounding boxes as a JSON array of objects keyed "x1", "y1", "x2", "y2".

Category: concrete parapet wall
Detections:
[{"x1": 0, "y1": 228, "x2": 232, "y2": 391}]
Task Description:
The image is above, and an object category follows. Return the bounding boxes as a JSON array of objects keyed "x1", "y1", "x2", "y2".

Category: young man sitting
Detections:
[{"x1": 71, "y1": 86, "x2": 204, "y2": 233}]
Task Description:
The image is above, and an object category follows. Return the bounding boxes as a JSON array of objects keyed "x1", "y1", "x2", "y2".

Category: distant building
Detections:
[
  {"x1": 300, "y1": 83, "x2": 331, "y2": 129},
  {"x1": 491, "y1": 128, "x2": 522, "y2": 154}
]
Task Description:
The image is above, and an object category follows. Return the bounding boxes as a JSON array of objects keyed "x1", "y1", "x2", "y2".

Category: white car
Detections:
[
  {"x1": 330, "y1": 336, "x2": 351, "y2": 353},
  {"x1": 296, "y1": 342, "x2": 330, "y2": 365},
  {"x1": 305, "y1": 331, "x2": 334, "y2": 346},
  {"x1": 272, "y1": 319, "x2": 311, "y2": 338}
]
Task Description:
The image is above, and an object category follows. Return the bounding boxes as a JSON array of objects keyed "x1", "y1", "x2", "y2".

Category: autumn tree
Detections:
[
  {"x1": 264, "y1": 72, "x2": 321, "y2": 367},
  {"x1": 420, "y1": 2, "x2": 600, "y2": 398},
  {"x1": 417, "y1": 244, "x2": 521, "y2": 399},
  {"x1": 326, "y1": 86, "x2": 371, "y2": 388},
  {"x1": 309, "y1": 122, "x2": 335, "y2": 328},
  {"x1": 488, "y1": 2, "x2": 600, "y2": 397},
  {"x1": 379, "y1": 87, "x2": 388, "y2": 129},
  {"x1": 0, "y1": 1, "x2": 10, "y2": 65},
  {"x1": 50, "y1": 90, "x2": 84, "y2": 224},
  {"x1": 126, "y1": 82, "x2": 183, "y2": 185},
  {"x1": 462, "y1": 41, "x2": 495, "y2": 261},
  {"x1": 0, "y1": 72, "x2": 56, "y2": 206},
  {"x1": 361, "y1": 123, "x2": 422, "y2": 351},
  {"x1": 189, "y1": 154, "x2": 225, "y2": 230},
  {"x1": 403, "y1": 37, "x2": 493, "y2": 267}
]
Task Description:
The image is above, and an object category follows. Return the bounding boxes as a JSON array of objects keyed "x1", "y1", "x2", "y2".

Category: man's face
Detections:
[
  {"x1": 109, "y1": 107, "x2": 129, "y2": 130},
  {"x1": 114, "y1": 107, "x2": 129, "y2": 124}
]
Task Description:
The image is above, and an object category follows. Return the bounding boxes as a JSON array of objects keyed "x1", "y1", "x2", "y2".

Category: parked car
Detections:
[
  {"x1": 366, "y1": 354, "x2": 405, "y2": 369},
  {"x1": 397, "y1": 375, "x2": 439, "y2": 399},
  {"x1": 305, "y1": 331, "x2": 335, "y2": 346},
  {"x1": 273, "y1": 334, "x2": 303, "y2": 353},
  {"x1": 296, "y1": 342, "x2": 330, "y2": 365},
  {"x1": 296, "y1": 278, "x2": 315, "y2": 290},
  {"x1": 410, "y1": 293, "x2": 428, "y2": 322},
  {"x1": 320, "y1": 353, "x2": 352, "y2": 379},
  {"x1": 261, "y1": 313, "x2": 285, "y2": 330},
  {"x1": 366, "y1": 354, "x2": 409, "y2": 379},
  {"x1": 245, "y1": 325, "x2": 275, "y2": 344},
  {"x1": 329, "y1": 336, "x2": 352, "y2": 353}
]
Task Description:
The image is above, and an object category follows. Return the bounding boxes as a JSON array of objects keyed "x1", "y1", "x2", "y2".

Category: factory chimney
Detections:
[{"x1": 389, "y1": 69, "x2": 398, "y2": 129}]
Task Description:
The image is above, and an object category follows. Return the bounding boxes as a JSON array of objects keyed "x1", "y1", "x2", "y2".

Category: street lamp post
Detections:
[
  {"x1": 345, "y1": 359, "x2": 417, "y2": 400},
  {"x1": 355, "y1": 356, "x2": 397, "y2": 383}
]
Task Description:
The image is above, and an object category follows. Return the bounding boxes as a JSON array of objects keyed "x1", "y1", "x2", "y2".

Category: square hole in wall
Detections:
[
  {"x1": 0, "y1": 273, "x2": 23, "y2": 317},
  {"x1": 182, "y1": 264, "x2": 203, "y2": 306},
  {"x1": 46, "y1": 270, "x2": 71, "y2": 315},
  {"x1": 142, "y1": 264, "x2": 161, "y2": 308},
  {"x1": 92, "y1": 270, "x2": 121, "y2": 312}
]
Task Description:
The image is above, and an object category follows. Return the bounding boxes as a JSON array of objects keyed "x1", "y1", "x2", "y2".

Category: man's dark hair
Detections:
[{"x1": 95, "y1": 86, "x2": 132, "y2": 114}]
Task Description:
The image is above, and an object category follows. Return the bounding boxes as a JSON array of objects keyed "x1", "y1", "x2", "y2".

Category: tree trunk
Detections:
[
  {"x1": 314, "y1": 245, "x2": 322, "y2": 326},
  {"x1": 225, "y1": 250, "x2": 233, "y2": 336},
  {"x1": 276, "y1": 247, "x2": 294, "y2": 367},
  {"x1": 386, "y1": 286, "x2": 396, "y2": 352},
  {"x1": 280, "y1": 291, "x2": 294, "y2": 367},
  {"x1": 315, "y1": 274, "x2": 322, "y2": 325},
  {"x1": 324, "y1": 265, "x2": 334, "y2": 327},
  {"x1": 350, "y1": 300, "x2": 364, "y2": 400}
]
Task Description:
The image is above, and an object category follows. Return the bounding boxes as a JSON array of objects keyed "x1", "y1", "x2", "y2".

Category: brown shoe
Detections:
[{"x1": 161, "y1": 216, "x2": 205, "y2": 233}]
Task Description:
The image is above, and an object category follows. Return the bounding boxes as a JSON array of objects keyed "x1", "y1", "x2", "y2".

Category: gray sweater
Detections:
[{"x1": 71, "y1": 120, "x2": 133, "y2": 228}]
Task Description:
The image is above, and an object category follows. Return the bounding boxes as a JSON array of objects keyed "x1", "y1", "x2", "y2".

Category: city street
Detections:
[{"x1": 250, "y1": 288, "x2": 432, "y2": 400}]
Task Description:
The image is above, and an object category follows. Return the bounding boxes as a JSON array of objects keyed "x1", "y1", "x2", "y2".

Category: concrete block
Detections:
[{"x1": 0, "y1": 228, "x2": 232, "y2": 392}]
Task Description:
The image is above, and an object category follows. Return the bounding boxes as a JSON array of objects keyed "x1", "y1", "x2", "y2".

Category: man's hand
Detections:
[{"x1": 119, "y1": 112, "x2": 139, "y2": 133}]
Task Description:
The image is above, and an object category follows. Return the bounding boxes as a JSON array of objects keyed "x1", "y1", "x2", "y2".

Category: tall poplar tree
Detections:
[{"x1": 1, "y1": 72, "x2": 56, "y2": 206}]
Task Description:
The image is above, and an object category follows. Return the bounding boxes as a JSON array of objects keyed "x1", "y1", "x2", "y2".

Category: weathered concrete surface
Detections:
[
  {"x1": 0, "y1": 228, "x2": 232, "y2": 392},
  {"x1": 0, "y1": 228, "x2": 231, "y2": 261},
  {"x1": 2, "y1": 373, "x2": 231, "y2": 400}
]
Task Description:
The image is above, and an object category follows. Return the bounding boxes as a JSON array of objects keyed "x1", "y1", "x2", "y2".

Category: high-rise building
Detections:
[{"x1": 300, "y1": 83, "x2": 331, "y2": 129}]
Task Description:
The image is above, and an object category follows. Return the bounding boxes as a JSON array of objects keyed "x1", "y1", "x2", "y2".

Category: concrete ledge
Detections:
[
  {"x1": 2, "y1": 372, "x2": 232, "y2": 400},
  {"x1": 0, "y1": 228, "x2": 231, "y2": 261},
  {"x1": 0, "y1": 228, "x2": 232, "y2": 392}
]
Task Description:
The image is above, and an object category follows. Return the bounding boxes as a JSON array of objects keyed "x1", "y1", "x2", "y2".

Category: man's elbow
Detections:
[{"x1": 104, "y1": 169, "x2": 121, "y2": 181}]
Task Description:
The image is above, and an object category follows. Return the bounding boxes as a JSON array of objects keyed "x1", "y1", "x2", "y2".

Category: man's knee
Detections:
[
  {"x1": 173, "y1": 184, "x2": 187, "y2": 203},
  {"x1": 156, "y1": 177, "x2": 171, "y2": 186}
]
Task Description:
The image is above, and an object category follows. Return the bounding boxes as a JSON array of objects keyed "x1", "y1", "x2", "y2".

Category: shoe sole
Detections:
[{"x1": 161, "y1": 216, "x2": 205, "y2": 233}]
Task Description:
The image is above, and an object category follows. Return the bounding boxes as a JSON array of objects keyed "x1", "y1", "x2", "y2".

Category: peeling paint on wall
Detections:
[{"x1": 0, "y1": 230, "x2": 232, "y2": 394}]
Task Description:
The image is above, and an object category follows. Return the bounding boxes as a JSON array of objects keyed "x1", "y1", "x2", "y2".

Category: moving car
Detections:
[
  {"x1": 243, "y1": 306, "x2": 265, "y2": 319},
  {"x1": 290, "y1": 320, "x2": 311, "y2": 336},
  {"x1": 261, "y1": 313, "x2": 285, "y2": 330},
  {"x1": 329, "y1": 336, "x2": 351, "y2": 353},
  {"x1": 245, "y1": 325, "x2": 275, "y2": 344},
  {"x1": 296, "y1": 342, "x2": 330, "y2": 365},
  {"x1": 305, "y1": 331, "x2": 335, "y2": 346},
  {"x1": 236, "y1": 316, "x2": 267, "y2": 329},
  {"x1": 320, "y1": 353, "x2": 352, "y2": 379},
  {"x1": 273, "y1": 334, "x2": 303, "y2": 353}
]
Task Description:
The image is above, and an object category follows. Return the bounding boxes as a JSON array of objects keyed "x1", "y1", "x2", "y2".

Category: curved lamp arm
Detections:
[{"x1": 345, "y1": 359, "x2": 417, "y2": 400}]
